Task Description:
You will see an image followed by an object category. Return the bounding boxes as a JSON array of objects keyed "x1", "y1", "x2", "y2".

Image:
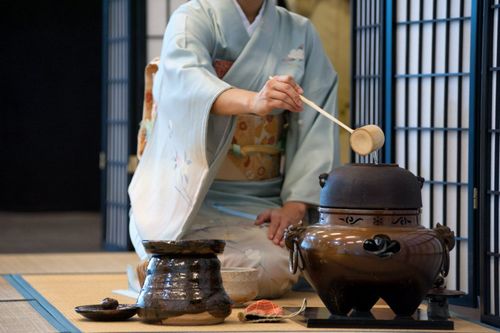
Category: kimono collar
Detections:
[
  {"x1": 210, "y1": 0, "x2": 278, "y2": 89},
  {"x1": 210, "y1": 0, "x2": 277, "y2": 47},
  {"x1": 231, "y1": 0, "x2": 266, "y2": 36}
]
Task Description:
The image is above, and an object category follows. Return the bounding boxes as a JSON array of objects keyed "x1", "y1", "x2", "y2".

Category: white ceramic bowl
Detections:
[{"x1": 220, "y1": 267, "x2": 259, "y2": 306}]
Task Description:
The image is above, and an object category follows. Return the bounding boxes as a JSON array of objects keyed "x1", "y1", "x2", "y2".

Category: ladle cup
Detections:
[{"x1": 299, "y1": 95, "x2": 385, "y2": 156}]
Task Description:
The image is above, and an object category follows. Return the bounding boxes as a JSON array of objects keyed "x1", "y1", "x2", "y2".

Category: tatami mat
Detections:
[
  {"x1": 0, "y1": 301, "x2": 57, "y2": 333},
  {"x1": 0, "y1": 252, "x2": 139, "y2": 275},
  {"x1": 21, "y1": 273, "x2": 499, "y2": 333},
  {"x1": 0, "y1": 276, "x2": 23, "y2": 300}
]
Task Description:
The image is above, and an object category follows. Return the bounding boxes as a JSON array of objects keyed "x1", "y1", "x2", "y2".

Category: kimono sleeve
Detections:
[
  {"x1": 128, "y1": 4, "x2": 234, "y2": 243},
  {"x1": 155, "y1": 4, "x2": 234, "y2": 164},
  {"x1": 156, "y1": 5, "x2": 232, "y2": 119},
  {"x1": 280, "y1": 21, "x2": 340, "y2": 206}
]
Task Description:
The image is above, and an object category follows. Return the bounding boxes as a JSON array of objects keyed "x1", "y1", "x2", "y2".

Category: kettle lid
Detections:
[{"x1": 319, "y1": 164, "x2": 423, "y2": 209}]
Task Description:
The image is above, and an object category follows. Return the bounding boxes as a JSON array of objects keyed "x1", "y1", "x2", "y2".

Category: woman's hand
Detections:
[
  {"x1": 255, "y1": 201, "x2": 307, "y2": 247},
  {"x1": 211, "y1": 75, "x2": 303, "y2": 116},
  {"x1": 250, "y1": 75, "x2": 304, "y2": 116}
]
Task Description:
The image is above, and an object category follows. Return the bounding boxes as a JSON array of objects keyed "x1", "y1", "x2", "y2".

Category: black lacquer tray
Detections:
[{"x1": 285, "y1": 307, "x2": 454, "y2": 330}]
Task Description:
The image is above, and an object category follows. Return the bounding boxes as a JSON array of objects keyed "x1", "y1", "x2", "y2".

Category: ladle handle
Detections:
[
  {"x1": 299, "y1": 95, "x2": 354, "y2": 134},
  {"x1": 268, "y1": 76, "x2": 353, "y2": 134}
]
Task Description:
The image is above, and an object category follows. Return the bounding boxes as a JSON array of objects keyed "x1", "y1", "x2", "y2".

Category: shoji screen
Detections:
[
  {"x1": 480, "y1": 0, "x2": 500, "y2": 326},
  {"x1": 352, "y1": 1, "x2": 385, "y2": 164},
  {"x1": 392, "y1": 0, "x2": 473, "y2": 298},
  {"x1": 100, "y1": 0, "x2": 145, "y2": 250},
  {"x1": 102, "y1": 0, "x2": 184, "y2": 249},
  {"x1": 102, "y1": 0, "x2": 132, "y2": 250},
  {"x1": 353, "y1": 0, "x2": 477, "y2": 305}
]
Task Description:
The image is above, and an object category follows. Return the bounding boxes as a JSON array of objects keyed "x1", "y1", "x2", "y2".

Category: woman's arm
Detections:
[{"x1": 210, "y1": 75, "x2": 304, "y2": 116}]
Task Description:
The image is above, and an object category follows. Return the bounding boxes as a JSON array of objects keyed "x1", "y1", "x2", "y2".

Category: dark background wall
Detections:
[{"x1": 0, "y1": 1, "x2": 102, "y2": 211}]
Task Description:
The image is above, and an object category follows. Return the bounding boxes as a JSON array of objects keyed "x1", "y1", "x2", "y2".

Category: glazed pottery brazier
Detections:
[
  {"x1": 285, "y1": 164, "x2": 454, "y2": 317},
  {"x1": 136, "y1": 239, "x2": 232, "y2": 325}
]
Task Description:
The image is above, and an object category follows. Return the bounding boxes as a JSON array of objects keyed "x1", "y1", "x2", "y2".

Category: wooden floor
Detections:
[
  {"x1": 0, "y1": 212, "x2": 494, "y2": 331},
  {"x1": 0, "y1": 253, "x2": 498, "y2": 333},
  {"x1": 0, "y1": 212, "x2": 101, "y2": 253}
]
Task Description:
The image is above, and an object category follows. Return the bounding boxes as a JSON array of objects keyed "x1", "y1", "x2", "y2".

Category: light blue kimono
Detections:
[{"x1": 129, "y1": 0, "x2": 339, "y2": 297}]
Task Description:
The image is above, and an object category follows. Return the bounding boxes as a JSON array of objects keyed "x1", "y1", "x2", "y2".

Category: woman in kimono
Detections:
[{"x1": 129, "y1": 0, "x2": 340, "y2": 298}]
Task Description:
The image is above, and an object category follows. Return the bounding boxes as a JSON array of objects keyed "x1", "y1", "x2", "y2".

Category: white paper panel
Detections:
[
  {"x1": 491, "y1": 135, "x2": 496, "y2": 191},
  {"x1": 146, "y1": 0, "x2": 188, "y2": 64},
  {"x1": 447, "y1": 186, "x2": 458, "y2": 231},
  {"x1": 463, "y1": 21, "x2": 471, "y2": 70},
  {"x1": 464, "y1": 0, "x2": 472, "y2": 16},
  {"x1": 421, "y1": 25, "x2": 433, "y2": 73},
  {"x1": 494, "y1": 195, "x2": 498, "y2": 251},
  {"x1": 490, "y1": 257, "x2": 495, "y2": 314},
  {"x1": 460, "y1": 241, "x2": 469, "y2": 293},
  {"x1": 396, "y1": 0, "x2": 407, "y2": 22},
  {"x1": 460, "y1": 186, "x2": 468, "y2": 238},
  {"x1": 408, "y1": 131, "x2": 418, "y2": 172},
  {"x1": 422, "y1": 185, "x2": 430, "y2": 225},
  {"x1": 395, "y1": 27, "x2": 407, "y2": 75},
  {"x1": 147, "y1": 0, "x2": 166, "y2": 35},
  {"x1": 409, "y1": 25, "x2": 419, "y2": 74},
  {"x1": 433, "y1": 132, "x2": 445, "y2": 181},
  {"x1": 423, "y1": 0, "x2": 434, "y2": 20},
  {"x1": 461, "y1": 132, "x2": 469, "y2": 181},
  {"x1": 494, "y1": 10, "x2": 499, "y2": 69},
  {"x1": 420, "y1": 131, "x2": 431, "y2": 180},
  {"x1": 461, "y1": 76, "x2": 470, "y2": 128},
  {"x1": 421, "y1": 185, "x2": 431, "y2": 229},
  {"x1": 434, "y1": 78, "x2": 446, "y2": 127},
  {"x1": 449, "y1": 246, "x2": 457, "y2": 289},
  {"x1": 395, "y1": 80, "x2": 406, "y2": 127},
  {"x1": 170, "y1": 0, "x2": 186, "y2": 13},
  {"x1": 395, "y1": 131, "x2": 406, "y2": 167},
  {"x1": 437, "y1": 0, "x2": 447, "y2": 19},
  {"x1": 147, "y1": 40, "x2": 162, "y2": 62},
  {"x1": 493, "y1": 73, "x2": 497, "y2": 131},
  {"x1": 435, "y1": 24, "x2": 447, "y2": 73}
]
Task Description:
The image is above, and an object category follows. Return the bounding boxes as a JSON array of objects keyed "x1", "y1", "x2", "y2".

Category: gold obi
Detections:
[{"x1": 216, "y1": 114, "x2": 285, "y2": 181}]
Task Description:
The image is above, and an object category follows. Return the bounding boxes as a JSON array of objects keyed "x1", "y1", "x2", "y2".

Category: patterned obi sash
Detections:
[
  {"x1": 212, "y1": 58, "x2": 285, "y2": 181},
  {"x1": 216, "y1": 114, "x2": 285, "y2": 181}
]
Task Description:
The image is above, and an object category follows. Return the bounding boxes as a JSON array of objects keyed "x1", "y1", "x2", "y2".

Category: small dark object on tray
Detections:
[
  {"x1": 100, "y1": 297, "x2": 119, "y2": 310},
  {"x1": 75, "y1": 303, "x2": 139, "y2": 321}
]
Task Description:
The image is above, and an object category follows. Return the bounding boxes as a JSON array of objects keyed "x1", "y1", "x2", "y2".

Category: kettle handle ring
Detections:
[{"x1": 289, "y1": 240, "x2": 305, "y2": 274}]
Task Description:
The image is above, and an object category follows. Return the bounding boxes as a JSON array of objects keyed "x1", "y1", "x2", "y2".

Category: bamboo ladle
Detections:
[
  {"x1": 268, "y1": 76, "x2": 384, "y2": 155},
  {"x1": 299, "y1": 95, "x2": 385, "y2": 156}
]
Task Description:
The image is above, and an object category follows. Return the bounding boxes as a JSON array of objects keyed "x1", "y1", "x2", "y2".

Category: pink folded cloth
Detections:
[{"x1": 238, "y1": 299, "x2": 306, "y2": 323}]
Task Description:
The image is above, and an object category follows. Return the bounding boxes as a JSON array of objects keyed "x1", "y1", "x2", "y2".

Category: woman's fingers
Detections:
[
  {"x1": 268, "y1": 211, "x2": 293, "y2": 245},
  {"x1": 272, "y1": 222, "x2": 288, "y2": 246},
  {"x1": 272, "y1": 75, "x2": 304, "y2": 95},
  {"x1": 251, "y1": 75, "x2": 305, "y2": 116},
  {"x1": 266, "y1": 91, "x2": 300, "y2": 112},
  {"x1": 256, "y1": 205, "x2": 301, "y2": 247},
  {"x1": 260, "y1": 76, "x2": 303, "y2": 112},
  {"x1": 266, "y1": 78, "x2": 303, "y2": 110},
  {"x1": 267, "y1": 215, "x2": 281, "y2": 241},
  {"x1": 255, "y1": 210, "x2": 271, "y2": 225}
]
